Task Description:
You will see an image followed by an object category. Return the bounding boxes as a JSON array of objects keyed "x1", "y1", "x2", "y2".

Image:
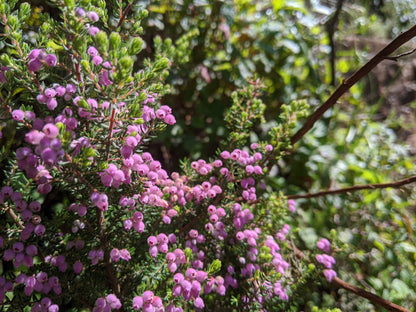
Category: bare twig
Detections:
[
  {"x1": 332, "y1": 277, "x2": 411, "y2": 312},
  {"x1": 290, "y1": 24, "x2": 416, "y2": 145},
  {"x1": 287, "y1": 175, "x2": 416, "y2": 199},
  {"x1": 385, "y1": 47, "x2": 416, "y2": 61},
  {"x1": 4, "y1": 206, "x2": 25, "y2": 229}
]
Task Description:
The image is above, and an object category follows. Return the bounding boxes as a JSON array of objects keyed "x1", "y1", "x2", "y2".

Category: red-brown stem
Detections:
[
  {"x1": 332, "y1": 277, "x2": 411, "y2": 312},
  {"x1": 117, "y1": 3, "x2": 133, "y2": 29},
  {"x1": 290, "y1": 23, "x2": 416, "y2": 145},
  {"x1": 106, "y1": 107, "x2": 116, "y2": 159},
  {"x1": 287, "y1": 175, "x2": 416, "y2": 199},
  {"x1": 96, "y1": 208, "x2": 123, "y2": 302}
]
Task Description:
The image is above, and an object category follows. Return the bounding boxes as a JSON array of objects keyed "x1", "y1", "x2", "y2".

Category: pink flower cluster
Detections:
[
  {"x1": 27, "y1": 49, "x2": 57, "y2": 72},
  {"x1": 147, "y1": 233, "x2": 170, "y2": 257},
  {"x1": 171, "y1": 270, "x2": 206, "y2": 309},
  {"x1": 316, "y1": 238, "x2": 337, "y2": 282},
  {"x1": 110, "y1": 248, "x2": 131, "y2": 262},
  {"x1": 0, "y1": 187, "x2": 45, "y2": 240},
  {"x1": 15, "y1": 272, "x2": 61, "y2": 297},
  {"x1": 89, "y1": 249, "x2": 104, "y2": 265},
  {"x1": 39, "y1": 83, "x2": 75, "y2": 108},
  {"x1": 93, "y1": 294, "x2": 122, "y2": 312},
  {"x1": 132, "y1": 290, "x2": 164, "y2": 311}
]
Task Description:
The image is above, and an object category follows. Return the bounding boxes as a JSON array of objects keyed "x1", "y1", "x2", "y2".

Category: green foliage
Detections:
[{"x1": 1, "y1": 0, "x2": 416, "y2": 311}]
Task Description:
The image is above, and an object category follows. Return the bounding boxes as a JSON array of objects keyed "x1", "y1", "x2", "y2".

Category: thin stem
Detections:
[
  {"x1": 3, "y1": 205, "x2": 25, "y2": 229},
  {"x1": 287, "y1": 175, "x2": 416, "y2": 199},
  {"x1": 117, "y1": 3, "x2": 133, "y2": 29},
  {"x1": 290, "y1": 23, "x2": 416, "y2": 145},
  {"x1": 384, "y1": 47, "x2": 416, "y2": 61}
]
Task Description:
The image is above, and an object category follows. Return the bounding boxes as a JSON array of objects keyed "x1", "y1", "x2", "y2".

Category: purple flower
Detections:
[
  {"x1": 110, "y1": 248, "x2": 121, "y2": 262},
  {"x1": 89, "y1": 26, "x2": 100, "y2": 36},
  {"x1": 132, "y1": 296, "x2": 143, "y2": 310},
  {"x1": 0, "y1": 67, "x2": 10, "y2": 83},
  {"x1": 99, "y1": 70, "x2": 113, "y2": 86},
  {"x1": 45, "y1": 54, "x2": 57, "y2": 67},
  {"x1": 55, "y1": 86, "x2": 66, "y2": 96},
  {"x1": 142, "y1": 291, "x2": 154, "y2": 304},
  {"x1": 12, "y1": 109, "x2": 25, "y2": 121},
  {"x1": 28, "y1": 49, "x2": 42, "y2": 60},
  {"x1": 73, "y1": 261, "x2": 83, "y2": 274},
  {"x1": 317, "y1": 238, "x2": 331, "y2": 253},
  {"x1": 4, "y1": 249, "x2": 15, "y2": 261},
  {"x1": 87, "y1": 46, "x2": 99, "y2": 56},
  {"x1": 66, "y1": 83, "x2": 76, "y2": 94},
  {"x1": 44, "y1": 88, "x2": 56, "y2": 98},
  {"x1": 164, "y1": 114, "x2": 176, "y2": 125},
  {"x1": 37, "y1": 94, "x2": 47, "y2": 104},
  {"x1": 323, "y1": 269, "x2": 337, "y2": 282},
  {"x1": 106, "y1": 294, "x2": 122, "y2": 309},
  {"x1": 28, "y1": 59, "x2": 42, "y2": 72},
  {"x1": 93, "y1": 55, "x2": 103, "y2": 65},
  {"x1": 75, "y1": 7, "x2": 85, "y2": 17},
  {"x1": 26, "y1": 245, "x2": 37, "y2": 256},
  {"x1": 119, "y1": 249, "x2": 131, "y2": 261},
  {"x1": 194, "y1": 297, "x2": 204, "y2": 309},
  {"x1": 43, "y1": 124, "x2": 59, "y2": 139},
  {"x1": 87, "y1": 11, "x2": 99, "y2": 22}
]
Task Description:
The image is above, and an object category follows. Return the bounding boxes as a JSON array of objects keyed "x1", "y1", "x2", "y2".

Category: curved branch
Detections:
[
  {"x1": 332, "y1": 277, "x2": 411, "y2": 312},
  {"x1": 287, "y1": 175, "x2": 416, "y2": 199},
  {"x1": 290, "y1": 24, "x2": 416, "y2": 145}
]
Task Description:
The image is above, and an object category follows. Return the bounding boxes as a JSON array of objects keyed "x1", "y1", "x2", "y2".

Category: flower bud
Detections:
[
  {"x1": 120, "y1": 56, "x2": 133, "y2": 70},
  {"x1": 110, "y1": 32, "x2": 121, "y2": 51},
  {"x1": 96, "y1": 31, "x2": 109, "y2": 53},
  {"x1": 129, "y1": 37, "x2": 144, "y2": 55}
]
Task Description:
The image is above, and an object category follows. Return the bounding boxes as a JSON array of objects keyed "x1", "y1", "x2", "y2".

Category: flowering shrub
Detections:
[{"x1": 0, "y1": 1, "x2": 414, "y2": 312}]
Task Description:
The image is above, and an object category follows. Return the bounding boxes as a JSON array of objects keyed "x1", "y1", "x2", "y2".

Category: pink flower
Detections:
[
  {"x1": 323, "y1": 269, "x2": 337, "y2": 282},
  {"x1": 28, "y1": 59, "x2": 42, "y2": 72},
  {"x1": 132, "y1": 296, "x2": 143, "y2": 310},
  {"x1": 87, "y1": 46, "x2": 98, "y2": 56},
  {"x1": 73, "y1": 261, "x2": 83, "y2": 274},
  {"x1": 110, "y1": 248, "x2": 121, "y2": 262},
  {"x1": 194, "y1": 297, "x2": 204, "y2": 309},
  {"x1": 89, "y1": 26, "x2": 100, "y2": 36},
  {"x1": 45, "y1": 54, "x2": 57, "y2": 67},
  {"x1": 87, "y1": 11, "x2": 99, "y2": 22},
  {"x1": 12, "y1": 110, "x2": 25, "y2": 121},
  {"x1": 317, "y1": 238, "x2": 331, "y2": 253},
  {"x1": 106, "y1": 294, "x2": 122, "y2": 309}
]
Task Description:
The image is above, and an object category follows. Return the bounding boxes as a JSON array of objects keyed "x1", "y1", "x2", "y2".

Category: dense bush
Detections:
[{"x1": 0, "y1": 0, "x2": 415, "y2": 311}]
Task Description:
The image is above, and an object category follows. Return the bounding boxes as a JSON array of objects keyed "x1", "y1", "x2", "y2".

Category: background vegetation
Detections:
[{"x1": 1, "y1": 0, "x2": 416, "y2": 311}]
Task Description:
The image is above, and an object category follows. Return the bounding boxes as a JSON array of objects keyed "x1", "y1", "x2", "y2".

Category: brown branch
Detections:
[
  {"x1": 332, "y1": 277, "x2": 411, "y2": 312},
  {"x1": 290, "y1": 23, "x2": 416, "y2": 145},
  {"x1": 287, "y1": 175, "x2": 416, "y2": 199}
]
